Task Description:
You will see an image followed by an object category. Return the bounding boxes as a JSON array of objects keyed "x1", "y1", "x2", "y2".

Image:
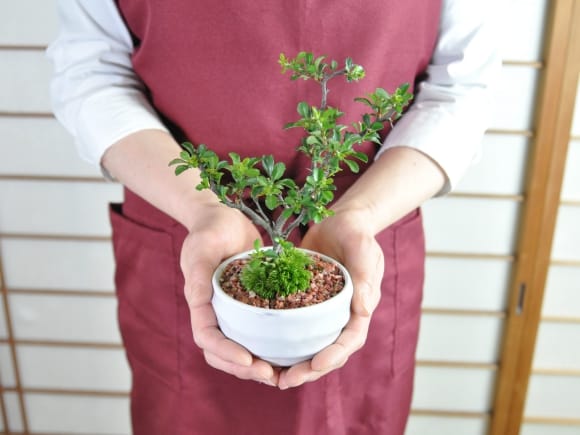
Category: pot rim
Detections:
[{"x1": 212, "y1": 247, "x2": 353, "y2": 315}]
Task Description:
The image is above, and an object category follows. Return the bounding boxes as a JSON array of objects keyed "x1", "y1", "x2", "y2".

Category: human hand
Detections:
[
  {"x1": 277, "y1": 209, "x2": 384, "y2": 389},
  {"x1": 180, "y1": 204, "x2": 279, "y2": 386}
]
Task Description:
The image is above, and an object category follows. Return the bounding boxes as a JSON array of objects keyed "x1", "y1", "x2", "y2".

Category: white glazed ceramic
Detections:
[{"x1": 211, "y1": 248, "x2": 353, "y2": 366}]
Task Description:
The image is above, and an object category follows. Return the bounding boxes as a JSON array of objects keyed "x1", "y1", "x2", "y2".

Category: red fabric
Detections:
[{"x1": 112, "y1": 1, "x2": 440, "y2": 433}]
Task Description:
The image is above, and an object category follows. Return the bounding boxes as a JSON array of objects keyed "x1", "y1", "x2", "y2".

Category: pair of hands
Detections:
[{"x1": 180, "y1": 203, "x2": 384, "y2": 389}]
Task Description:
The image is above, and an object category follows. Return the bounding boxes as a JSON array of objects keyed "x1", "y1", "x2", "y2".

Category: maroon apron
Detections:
[{"x1": 111, "y1": 1, "x2": 440, "y2": 433}]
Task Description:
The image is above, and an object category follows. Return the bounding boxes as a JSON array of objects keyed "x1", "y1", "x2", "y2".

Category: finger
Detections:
[
  {"x1": 204, "y1": 351, "x2": 279, "y2": 386},
  {"x1": 188, "y1": 302, "x2": 254, "y2": 367},
  {"x1": 278, "y1": 315, "x2": 371, "y2": 389},
  {"x1": 310, "y1": 314, "x2": 371, "y2": 370},
  {"x1": 345, "y1": 242, "x2": 383, "y2": 317},
  {"x1": 278, "y1": 360, "x2": 323, "y2": 390}
]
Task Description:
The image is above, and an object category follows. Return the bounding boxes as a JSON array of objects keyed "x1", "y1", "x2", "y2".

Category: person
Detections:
[{"x1": 47, "y1": 1, "x2": 499, "y2": 434}]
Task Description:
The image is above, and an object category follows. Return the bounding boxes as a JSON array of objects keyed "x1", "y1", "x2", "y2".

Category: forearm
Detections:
[
  {"x1": 102, "y1": 129, "x2": 221, "y2": 229},
  {"x1": 333, "y1": 146, "x2": 446, "y2": 234}
]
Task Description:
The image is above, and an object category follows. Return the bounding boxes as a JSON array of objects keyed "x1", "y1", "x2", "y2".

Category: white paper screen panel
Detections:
[
  {"x1": 18, "y1": 346, "x2": 130, "y2": 391},
  {"x1": 0, "y1": 344, "x2": 16, "y2": 387},
  {"x1": 524, "y1": 375, "x2": 580, "y2": 419},
  {"x1": 532, "y1": 323, "x2": 580, "y2": 370},
  {"x1": 521, "y1": 424, "x2": 580, "y2": 435},
  {"x1": 551, "y1": 205, "x2": 580, "y2": 261},
  {"x1": 26, "y1": 394, "x2": 131, "y2": 435},
  {"x1": 542, "y1": 265, "x2": 580, "y2": 318},
  {"x1": 0, "y1": 180, "x2": 123, "y2": 236},
  {"x1": 490, "y1": 66, "x2": 539, "y2": 131},
  {"x1": 1, "y1": 239, "x2": 115, "y2": 290},
  {"x1": 0, "y1": 51, "x2": 52, "y2": 113},
  {"x1": 572, "y1": 80, "x2": 580, "y2": 136},
  {"x1": 455, "y1": 134, "x2": 529, "y2": 195},
  {"x1": 411, "y1": 367, "x2": 495, "y2": 412},
  {"x1": 561, "y1": 139, "x2": 580, "y2": 201},
  {"x1": 422, "y1": 198, "x2": 520, "y2": 255},
  {"x1": 406, "y1": 415, "x2": 487, "y2": 435},
  {"x1": 5, "y1": 392, "x2": 23, "y2": 433},
  {"x1": 417, "y1": 315, "x2": 503, "y2": 363},
  {"x1": 9, "y1": 294, "x2": 121, "y2": 343},
  {"x1": 0, "y1": 0, "x2": 58, "y2": 46},
  {"x1": 0, "y1": 118, "x2": 100, "y2": 177},
  {"x1": 0, "y1": 297, "x2": 8, "y2": 337},
  {"x1": 424, "y1": 257, "x2": 511, "y2": 311},
  {"x1": 500, "y1": 0, "x2": 548, "y2": 62}
]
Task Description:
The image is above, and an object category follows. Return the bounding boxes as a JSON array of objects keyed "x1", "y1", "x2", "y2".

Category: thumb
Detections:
[{"x1": 347, "y1": 241, "x2": 384, "y2": 317}]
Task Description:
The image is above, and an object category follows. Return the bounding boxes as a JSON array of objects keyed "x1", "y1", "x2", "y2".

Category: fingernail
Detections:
[{"x1": 260, "y1": 379, "x2": 276, "y2": 387}]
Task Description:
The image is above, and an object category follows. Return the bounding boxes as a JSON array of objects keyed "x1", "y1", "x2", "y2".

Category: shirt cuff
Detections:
[
  {"x1": 74, "y1": 88, "x2": 169, "y2": 167},
  {"x1": 376, "y1": 93, "x2": 489, "y2": 196}
]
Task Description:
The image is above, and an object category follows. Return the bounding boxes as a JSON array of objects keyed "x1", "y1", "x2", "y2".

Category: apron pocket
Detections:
[
  {"x1": 391, "y1": 208, "x2": 425, "y2": 375},
  {"x1": 110, "y1": 203, "x2": 181, "y2": 390}
]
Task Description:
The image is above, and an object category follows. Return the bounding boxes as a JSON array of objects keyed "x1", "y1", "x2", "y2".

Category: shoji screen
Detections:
[
  {"x1": 0, "y1": 1, "x2": 568, "y2": 435},
  {"x1": 405, "y1": 1, "x2": 547, "y2": 434},
  {"x1": 519, "y1": 77, "x2": 580, "y2": 433},
  {"x1": 0, "y1": 1, "x2": 129, "y2": 433}
]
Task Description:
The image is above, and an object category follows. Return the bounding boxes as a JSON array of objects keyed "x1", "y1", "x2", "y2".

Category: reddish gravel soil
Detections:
[{"x1": 219, "y1": 255, "x2": 345, "y2": 309}]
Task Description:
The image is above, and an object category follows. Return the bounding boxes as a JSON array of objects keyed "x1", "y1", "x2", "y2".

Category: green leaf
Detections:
[
  {"x1": 229, "y1": 152, "x2": 241, "y2": 165},
  {"x1": 353, "y1": 151, "x2": 369, "y2": 163},
  {"x1": 174, "y1": 165, "x2": 190, "y2": 175},
  {"x1": 375, "y1": 88, "x2": 389, "y2": 99},
  {"x1": 271, "y1": 162, "x2": 285, "y2": 181},
  {"x1": 181, "y1": 142, "x2": 195, "y2": 155},
  {"x1": 297, "y1": 102, "x2": 310, "y2": 118},
  {"x1": 265, "y1": 195, "x2": 279, "y2": 210},
  {"x1": 168, "y1": 158, "x2": 185, "y2": 166},
  {"x1": 281, "y1": 208, "x2": 294, "y2": 220},
  {"x1": 262, "y1": 155, "x2": 274, "y2": 175},
  {"x1": 344, "y1": 159, "x2": 360, "y2": 173}
]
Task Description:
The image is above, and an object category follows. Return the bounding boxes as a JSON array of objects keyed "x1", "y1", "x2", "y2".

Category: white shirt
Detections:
[{"x1": 47, "y1": 0, "x2": 500, "y2": 194}]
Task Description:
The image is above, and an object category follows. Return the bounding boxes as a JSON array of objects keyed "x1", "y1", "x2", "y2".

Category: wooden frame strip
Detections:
[
  {"x1": 490, "y1": 1, "x2": 580, "y2": 433},
  {"x1": 411, "y1": 409, "x2": 490, "y2": 419},
  {"x1": 523, "y1": 416, "x2": 580, "y2": 426},
  {"x1": 2, "y1": 387, "x2": 128, "y2": 398},
  {"x1": 0, "y1": 257, "x2": 29, "y2": 432},
  {"x1": 0, "y1": 375, "x2": 8, "y2": 435},
  {"x1": 0, "y1": 339, "x2": 122, "y2": 349},
  {"x1": 532, "y1": 368, "x2": 580, "y2": 377}
]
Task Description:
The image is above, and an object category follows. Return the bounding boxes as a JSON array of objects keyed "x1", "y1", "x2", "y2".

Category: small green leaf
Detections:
[
  {"x1": 262, "y1": 155, "x2": 274, "y2": 175},
  {"x1": 344, "y1": 159, "x2": 360, "y2": 173},
  {"x1": 271, "y1": 162, "x2": 285, "y2": 181},
  {"x1": 174, "y1": 165, "x2": 190, "y2": 175},
  {"x1": 297, "y1": 102, "x2": 310, "y2": 118},
  {"x1": 181, "y1": 142, "x2": 195, "y2": 155},
  {"x1": 265, "y1": 195, "x2": 279, "y2": 210},
  {"x1": 168, "y1": 158, "x2": 185, "y2": 166}
]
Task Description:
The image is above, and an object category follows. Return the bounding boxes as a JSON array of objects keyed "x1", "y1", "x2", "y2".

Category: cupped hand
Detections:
[
  {"x1": 278, "y1": 209, "x2": 384, "y2": 389},
  {"x1": 180, "y1": 204, "x2": 279, "y2": 386}
]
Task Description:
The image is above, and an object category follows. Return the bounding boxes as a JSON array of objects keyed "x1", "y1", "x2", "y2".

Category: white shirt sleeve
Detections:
[
  {"x1": 47, "y1": 0, "x2": 500, "y2": 193},
  {"x1": 46, "y1": 0, "x2": 169, "y2": 166},
  {"x1": 377, "y1": 0, "x2": 501, "y2": 195}
]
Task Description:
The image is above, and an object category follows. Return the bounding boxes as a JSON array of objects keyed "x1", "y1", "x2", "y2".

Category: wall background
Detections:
[{"x1": 0, "y1": 0, "x2": 578, "y2": 434}]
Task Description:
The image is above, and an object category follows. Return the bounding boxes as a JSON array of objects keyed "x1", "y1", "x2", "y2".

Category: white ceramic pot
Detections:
[{"x1": 211, "y1": 248, "x2": 353, "y2": 366}]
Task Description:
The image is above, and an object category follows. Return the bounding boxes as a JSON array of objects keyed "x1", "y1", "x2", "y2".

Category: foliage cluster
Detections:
[{"x1": 170, "y1": 52, "x2": 412, "y2": 299}]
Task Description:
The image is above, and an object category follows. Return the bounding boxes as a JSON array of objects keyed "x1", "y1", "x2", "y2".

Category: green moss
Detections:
[{"x1": 240, "y1": 242, "x2": 312, "y2": 299}]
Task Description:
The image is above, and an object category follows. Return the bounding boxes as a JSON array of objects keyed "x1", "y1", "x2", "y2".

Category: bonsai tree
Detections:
[{"x1": 170, "y1": 52, "x2": 412, "y2": 300}]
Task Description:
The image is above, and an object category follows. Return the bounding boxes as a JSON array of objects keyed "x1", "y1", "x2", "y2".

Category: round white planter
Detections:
[{"x1": 211, "y1": 248, "x2": 353, "y2": 366}]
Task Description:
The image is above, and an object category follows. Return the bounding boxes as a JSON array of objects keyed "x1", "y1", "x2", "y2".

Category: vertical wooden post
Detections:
[{"x1": 490, "y1": 0, "x2": 580, "y2": 433}]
